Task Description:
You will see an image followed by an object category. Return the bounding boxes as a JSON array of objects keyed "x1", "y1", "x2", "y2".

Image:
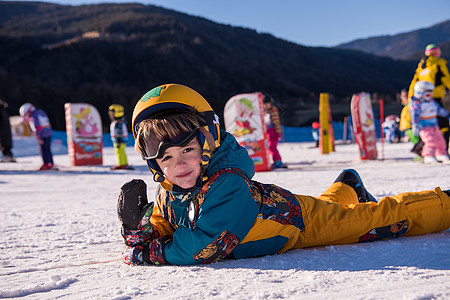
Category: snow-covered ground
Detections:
[{"x1": 0, "y1": 137, "x2": 449, "y2": 299}]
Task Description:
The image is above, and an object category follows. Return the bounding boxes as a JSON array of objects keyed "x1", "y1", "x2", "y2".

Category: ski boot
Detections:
[
  {"x1": 435, "y1": 154, "x2": 450, "y2": 164},
  {"x1": 410, "y1": 140, "x2": 423, "y2": 156},
  {"x1": 0, "y1": 155, "x2": 16, "y2": 162},
  {"x1": 39, "y1": 163, "x2": 56, "y2": 171},
  {"x1": 112, "y1": 165, "x2": 135, "y2": 170},
  {"x1": 334, "y1": 169, "x2": 377, "y2": 203},
  {"x1": 273, "y1": 160, "x2": 287, "y2": 169},
  {"x1": 423, "y1": 156, "x2": 439, "y2": 164}
]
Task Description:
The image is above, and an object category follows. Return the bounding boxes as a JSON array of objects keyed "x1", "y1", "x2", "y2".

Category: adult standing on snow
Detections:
[
  {"x1": 19, "y1": 102, "x2": 54, "y2": 170},
  {"x1": 408, "y1": 44, "x2": 450, "y2": 152},
  {"x1": 0, "y1": 99, "x2": 15, "y2": 162}
]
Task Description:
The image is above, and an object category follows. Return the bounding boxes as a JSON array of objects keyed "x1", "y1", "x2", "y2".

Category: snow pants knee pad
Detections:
[{"x1": 401, "y1": 187, "x2": 450, "y2": 236}]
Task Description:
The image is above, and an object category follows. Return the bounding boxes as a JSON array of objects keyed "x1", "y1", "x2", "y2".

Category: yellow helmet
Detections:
[
  {"x1": 132, "y1": 83, "x2": 221, "y2": 192},
  {"x1": 108, "y1": 104, "x2": 124, "y2": 118}
]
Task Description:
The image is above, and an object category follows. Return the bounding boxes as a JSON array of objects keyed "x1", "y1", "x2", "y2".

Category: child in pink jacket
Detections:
[
  {"x1": 410, "y1": 81, "x2": 449, "y2": 164},
  {"x1": 263, "y1": 94, "x2": 284, "y2": 168}
]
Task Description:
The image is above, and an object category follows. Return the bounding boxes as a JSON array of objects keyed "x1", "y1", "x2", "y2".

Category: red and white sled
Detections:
[
  {"x1": 65, "y1": 103, "x2": 103, "y2": 166},
  {"x1": 350, "y1": 92, "x2": 378, "y2": 160},
  {"x1": 224, "y1": 92, "x2": 272, "y2": 172}
]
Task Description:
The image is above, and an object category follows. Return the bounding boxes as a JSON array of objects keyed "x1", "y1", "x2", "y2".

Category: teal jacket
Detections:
[{"x1": 151, "y1": 131, "x2": 304, "y2": 265}]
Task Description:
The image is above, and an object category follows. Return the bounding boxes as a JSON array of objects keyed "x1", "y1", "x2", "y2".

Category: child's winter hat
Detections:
[{"x1": 425, "y1": 44, "x2": 441, "y2": 57}]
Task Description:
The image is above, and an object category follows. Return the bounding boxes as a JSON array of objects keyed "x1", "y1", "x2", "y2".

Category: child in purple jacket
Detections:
[{"x1": 19, "y1": 103, "x2": 55, "y2": 170}]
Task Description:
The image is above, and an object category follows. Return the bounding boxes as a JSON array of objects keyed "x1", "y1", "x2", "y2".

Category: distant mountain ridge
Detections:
[
  {"x1": 336, "y1": 20, "x2": 450, "y2": 60},
  {"x1": 0, "y1": 1, "x2": 442, "y2": 130}
]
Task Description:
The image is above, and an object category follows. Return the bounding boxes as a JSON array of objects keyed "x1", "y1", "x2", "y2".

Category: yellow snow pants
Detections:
[
  {"x1": 114, "y1": 143, "x2": 128, "y2": 166},
  {"x1": 293, "y1": 182, "x2": 450, "y2": 249}
]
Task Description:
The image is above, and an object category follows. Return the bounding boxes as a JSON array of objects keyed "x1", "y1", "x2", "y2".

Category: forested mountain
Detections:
[
  {"x1": 0, "y1": 1, "x2": 428, "y2": 129},
  {"x1": 337, "y1": 20, "x2": 450, "y2": 60}
]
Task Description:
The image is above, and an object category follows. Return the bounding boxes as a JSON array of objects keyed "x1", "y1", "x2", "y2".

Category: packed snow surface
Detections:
[{"x1": 0, "y1": 138, "x2": 449, "y2": 299}]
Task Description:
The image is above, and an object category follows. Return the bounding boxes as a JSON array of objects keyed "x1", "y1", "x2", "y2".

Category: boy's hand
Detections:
[
  {"x1": 121, "y1": 245, "x2": 144, "y2": 265},
  {"x1": 121, "y1": 236, "x2": 171, "y2": 265},
  {"x1": 121, "y1": 204, "x2": 155, "y2": 246},
  {"x1": 117, "y1": 179, "x2": 157, "y2": 246}
]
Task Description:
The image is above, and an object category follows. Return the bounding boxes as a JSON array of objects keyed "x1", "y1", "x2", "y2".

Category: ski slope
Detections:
[{"x1": 0, "y1": 138, "x2": 449, "y2": 299}]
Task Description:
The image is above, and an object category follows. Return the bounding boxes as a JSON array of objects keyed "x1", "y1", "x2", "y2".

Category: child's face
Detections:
[
  {"x1": 400, "y1": 91, "x2": 408, "y2": 105},
  {"x1": 155, "y1": 137, "x2": 202, "y2": 189}
]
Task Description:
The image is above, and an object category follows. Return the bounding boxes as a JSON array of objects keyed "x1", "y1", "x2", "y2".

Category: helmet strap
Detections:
[
  {"x1": 153, "y1": 170, "x2": 165, "y2": 183},
  {"x1": 198, "y1": 126, "x2": 218, "y2": 182},
  {"x1": 199, "y1": 126, "x2": 216, "y2": 153},
  {"x1": 150, "y1": 166, "x2": 175, "y2": 191}
]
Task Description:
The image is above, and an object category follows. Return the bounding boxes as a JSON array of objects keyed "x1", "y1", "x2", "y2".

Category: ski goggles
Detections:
[
  {"x1": 415, "y1": 91, "x2": 433, "y2": 99},
  {"x1": 141, "y1": 128, "x2": 199, "y2": 160}
]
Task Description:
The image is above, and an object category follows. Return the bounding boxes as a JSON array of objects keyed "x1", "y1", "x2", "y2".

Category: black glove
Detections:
[{"x1": 117, "y1": 179, "x2": 155, "y2": 246}]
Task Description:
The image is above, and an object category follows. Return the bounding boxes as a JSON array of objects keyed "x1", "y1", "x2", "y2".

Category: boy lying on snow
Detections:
[{"x1": 117, "y1": 83, "x2": 450, "y2": 265}]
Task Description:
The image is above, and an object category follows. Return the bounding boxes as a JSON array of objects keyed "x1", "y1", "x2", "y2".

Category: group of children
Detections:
[
  {"x1": 9, "y1": 97, "x2": 284, "y2": 171},
  {"x1": 117, "y1": 83, "x2": 450, "y2": 266},
  {"x1": 5, "y1": 102, "x2": 132, "y2": 170},
  {"x1": 3, "y1": 61, "x2": 449, "y2": 267},
  {"x1": 114, "y1": 45, "x2": 449, "y2": 265}
]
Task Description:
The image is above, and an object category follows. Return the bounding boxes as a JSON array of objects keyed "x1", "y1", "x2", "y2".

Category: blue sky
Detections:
[{"x1": 7, "y1": 0, "x2": 450, "y2": 47}]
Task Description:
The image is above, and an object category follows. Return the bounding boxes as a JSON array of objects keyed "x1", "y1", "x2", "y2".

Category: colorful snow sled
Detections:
[
  {"x1": 224, "y1": 92, "x2": 272, "y2": 172},
  {"x1": 65, "y1": 103, "x2": 103, "y2": 166},
  {"x1": 351, "y1": 92, "x2": 378, "y2": 160}
]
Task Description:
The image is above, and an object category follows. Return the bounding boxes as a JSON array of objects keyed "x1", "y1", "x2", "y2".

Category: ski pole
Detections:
[{"x1": 379, "y1": 99, "x2": 385, "y2": 160}]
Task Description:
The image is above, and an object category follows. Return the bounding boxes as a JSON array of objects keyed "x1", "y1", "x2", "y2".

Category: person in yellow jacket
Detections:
[
  {"x1": 399, "y1": 89, "x2": 423, "y2": 159},
  {"x1": 116, "y1": 83, "x2": 450, "y2": 266},
  {"x1": 408, "y1": 44, "x2": 450, "y2": 152}
]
